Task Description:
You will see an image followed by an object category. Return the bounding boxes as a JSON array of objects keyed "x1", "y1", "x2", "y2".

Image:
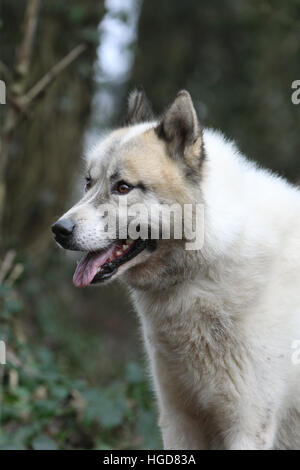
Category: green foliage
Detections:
[{"x1": 0, "y1": 258, "x2": 161, "y2": 450}]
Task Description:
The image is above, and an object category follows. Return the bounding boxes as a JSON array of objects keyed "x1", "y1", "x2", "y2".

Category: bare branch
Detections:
[
  {"x1": 0, "y1": 250, "x2": 16, "y2": 284},
  {"x1": 20, "y1": 44, "x2": 87, "y2": 107},
  {"x1": 15, "y1": 0, "x2": 40, "y2": 78},
  {"x1": 6, "y1": 91, "x2": 30, "y2": 118},
  {"x1": 0, "y1": 0, "x2": 40, "y2": 234}
]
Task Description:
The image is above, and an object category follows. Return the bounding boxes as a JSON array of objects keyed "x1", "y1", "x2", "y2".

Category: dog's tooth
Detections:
[
  {"x1": 97, "y1": 266, "x2": 102, "y2": 272},
  {"x1": 122, "y1": 244, "x2": 127, "y2": 251},
  {"x1": 116, "y1": 250, "x2": 122, "y2": 256}
]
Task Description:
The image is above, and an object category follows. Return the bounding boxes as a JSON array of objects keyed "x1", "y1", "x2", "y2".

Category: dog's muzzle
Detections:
[
  {"x1": 52, "y1": 217, "x2": 75, "y2": 248},
  {"x1": 51, "y1": 217, "x2": 158, "y2": 287}
]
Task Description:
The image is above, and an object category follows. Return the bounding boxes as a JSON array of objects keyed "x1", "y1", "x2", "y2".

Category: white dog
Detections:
[{"x1": 52, "y1": 89, "x2": 300, "y2": 449}]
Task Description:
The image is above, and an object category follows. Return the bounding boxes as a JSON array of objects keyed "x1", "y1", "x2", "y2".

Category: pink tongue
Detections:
[{"x1": 73, "y1": 245, "x2": 115, "y2": 288}]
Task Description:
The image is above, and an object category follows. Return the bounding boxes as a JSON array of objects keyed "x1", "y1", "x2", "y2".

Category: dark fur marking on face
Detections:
[
  {"x1": 110, "y1": 171, "x2": 147, "y2": 193},
  {"x1": 136, "y1": 182, "x2": 147, "y2": 192},
  {"x1": 184, "y1": 166, "x2": 200, "y2": 185},
  {"x1": 110, "y1": 171, "x2": 121, "y2": 185}
]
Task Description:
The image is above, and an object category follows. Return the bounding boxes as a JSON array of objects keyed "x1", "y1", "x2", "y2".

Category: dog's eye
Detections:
[
  {"x1": 115, "y1": 181, "x2": 133, "y2": 195},
  {"x1": 85, "y1": 177, "x2": 92, "y2": 192}
]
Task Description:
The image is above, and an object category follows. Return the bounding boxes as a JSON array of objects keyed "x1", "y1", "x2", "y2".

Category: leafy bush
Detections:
[{"x1": 0, "y1": 252, "x2": 161, "y2": 450}]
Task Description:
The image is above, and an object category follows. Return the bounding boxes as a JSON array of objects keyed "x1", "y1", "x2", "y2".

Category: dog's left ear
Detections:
[
  {"x1": 156, "y1": 90, "x2": 203, "y2": 167},
  {"x1": 125, "y1": 88, "x2": 154, "y2": 125}
]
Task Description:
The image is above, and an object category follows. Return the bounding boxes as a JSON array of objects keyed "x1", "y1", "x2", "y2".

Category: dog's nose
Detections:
[{"x1": 52, "y1": 218, "x2": 75, "y2": 239}]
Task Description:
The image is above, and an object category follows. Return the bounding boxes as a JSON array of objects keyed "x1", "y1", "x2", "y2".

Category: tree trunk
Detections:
[{"x1": 0, "y1": 0, "x2": 105, "y2": 256}]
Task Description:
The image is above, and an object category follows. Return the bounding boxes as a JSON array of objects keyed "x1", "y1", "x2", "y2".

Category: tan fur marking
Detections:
[{"x1": 122, "y1": 129, "x2": 190, "y2": 203}]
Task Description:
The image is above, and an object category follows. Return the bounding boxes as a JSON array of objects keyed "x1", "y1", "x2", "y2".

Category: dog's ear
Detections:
[
  {"x1": 125, "y1": 88, "x2": 154, "y2": 125},
  {"x1": 156, "y1": 90, "x2": 203, "y2": 167}
]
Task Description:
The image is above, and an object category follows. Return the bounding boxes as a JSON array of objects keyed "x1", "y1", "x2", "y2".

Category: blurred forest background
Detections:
[{"x1": 0, "y1": 0, "x2": 300, "y2": 450}]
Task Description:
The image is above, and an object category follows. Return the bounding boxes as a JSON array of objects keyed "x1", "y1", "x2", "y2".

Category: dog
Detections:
[{"x1": 52, "y1": 89, "x2": 300, "y2": 449}]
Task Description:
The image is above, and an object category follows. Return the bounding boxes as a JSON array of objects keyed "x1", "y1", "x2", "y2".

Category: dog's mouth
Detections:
[{"x1": 73, "y1": 238, "x2": 150, "y2": 287}]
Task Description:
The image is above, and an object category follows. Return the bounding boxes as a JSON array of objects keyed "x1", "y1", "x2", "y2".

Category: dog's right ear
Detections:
[{"x1": 125, "y1": 88, "x2": 154, "y2": 125}]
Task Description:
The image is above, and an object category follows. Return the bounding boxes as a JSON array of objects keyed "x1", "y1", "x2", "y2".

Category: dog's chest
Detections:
[{"x1": 135, "y1": 290, "x2": 245, "y2": 406}]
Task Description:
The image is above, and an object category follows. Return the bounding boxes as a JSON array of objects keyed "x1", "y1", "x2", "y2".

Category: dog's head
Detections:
[{"x1": 52, "y1": 89, "x2": 205, "y2": 288}]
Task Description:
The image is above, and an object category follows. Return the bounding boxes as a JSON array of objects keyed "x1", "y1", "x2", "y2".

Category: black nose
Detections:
[{"x1": 52, "y1": 218, "x2": 75, "y2": 241}]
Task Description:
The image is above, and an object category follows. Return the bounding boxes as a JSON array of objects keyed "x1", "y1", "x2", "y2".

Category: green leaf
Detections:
[
  {"x1": 51, "y1": 384, "x2": 69, "y2": 401},
  {"x1": 31, "y1": 435, "x2": 58, "y2": 450},
  {"x1": 2, "y1": 299, "x2": 22, "y2": 317},
  {"x1": 126, "y1": 362, "x2": 145, "y2": 384},
  {"x1": 84, "y1": 384, "x2": 129, "y2": 429},
  {"x1": 0, "y1": 443, "x2": 26, "y2": 450},
  {"x1": 135, "y1": 409, "x2": 162, "y2": 450},
  {"x1": 33, "y1": 399, "x2": 59, "y2": 419},
  {"x1": 0, "y1": 285, "x2": 11, "y2": 297}
]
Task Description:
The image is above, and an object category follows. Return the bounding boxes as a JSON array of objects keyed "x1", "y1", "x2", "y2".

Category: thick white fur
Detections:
[
  {"x1": 59, "y1": 121, "x2": 300, "y2": 449},
  {"x1": 130, "y1": 129, "x2": 300, "y2": 450}
]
